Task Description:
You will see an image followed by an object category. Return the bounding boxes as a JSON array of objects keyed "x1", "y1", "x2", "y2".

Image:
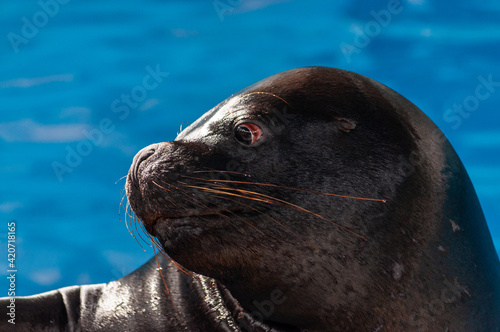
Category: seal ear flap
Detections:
[{"x1": 335, "y1": 117, "x2": 357, "y2": 132}]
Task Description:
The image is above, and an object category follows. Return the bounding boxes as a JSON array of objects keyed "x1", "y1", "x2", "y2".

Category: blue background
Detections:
[{"x1": 1, "y1": 0, "x2": 499, "y2": 296}]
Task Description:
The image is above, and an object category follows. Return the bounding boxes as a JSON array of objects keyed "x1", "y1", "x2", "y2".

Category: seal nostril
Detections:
[
  {"x1": 130, "y1": 145, "x2": 157, "y2": 185},
  {"x1": 137, "y1": 147, "x2": 156, "y2": 166}
]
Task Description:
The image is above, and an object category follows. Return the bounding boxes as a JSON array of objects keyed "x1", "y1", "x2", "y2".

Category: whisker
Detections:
[
  {"x1": 216, "y1": 208, "x2": 265, "y2": 237},
  {"x1": 153, "y1": 179, "x2": 186, "y2": 211},
  {"x1": 155, "y1": 247, "x2": 200, "y2": 281},
  {"x1": 123, "y1": 197, "x2": 153, "y2": 249},
  {"x1": 192, "y1": 170, "x2": 251, "y2": 178},
  {"x1": 150, "y1": 234, "x2": 185, "y2": 326},
  {"x1": 121, "y1": 194, "x2": 134, "y2": 236},
  {"x1": 213, "y1": 195, "x2": 319, "y2": 251},
  {"x1": 181, "y1": 183, "x2": 275, "y2": 205},
  {"x1": 194, "y1": 185, "x2": 367, "y2": 241},
  {"x1": 115, "y1": 174, "x2": 128, "y2": 184},
  {"x1": 233, "y1": 187, "x2": 368, "y2": 241},
  {"x1": 118, "y1": 191, "x2": 150, "y2": 251},
  {"x1": 167, "y1": 181, "x2": 261, "y2": 236},
  {"x1": 178, "y1": 120, "x2": 191, "y2": 134},
  {"x1": 183, "y1": 176, "x2": 386, "y2": 203},
  {"x1": 145, "y1": 225, "x2": 199, "y2": 281},
  {"x1": 159, "y1": 179, "x2": 231, "y2": 216},
  {"x1": 152, "y1": 180, "x2": 171, "y2": 191},
  {"x1": 134, "y1": 213, "x2": 153, "y2": 247},
  {"x1": 156, "y1": 181, "x2": 264, "y2": 240},
  {"x1": 141, "y1": 180, "x2": 220, "y2": 281}
]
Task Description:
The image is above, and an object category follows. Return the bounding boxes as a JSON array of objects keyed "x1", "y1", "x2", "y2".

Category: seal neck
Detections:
[{"x1": 192, "y1": 272, "x2": 296, "y2": 332}]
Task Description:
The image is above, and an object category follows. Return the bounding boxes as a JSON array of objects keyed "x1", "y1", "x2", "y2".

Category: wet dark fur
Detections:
[{"x1": 2, "y1": 67, "x2": 499, "y2": 331}]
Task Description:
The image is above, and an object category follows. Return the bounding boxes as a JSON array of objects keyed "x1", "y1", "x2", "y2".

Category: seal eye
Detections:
[{"x1": 234, "y1": 123, "x2": 263, "y2": 146}]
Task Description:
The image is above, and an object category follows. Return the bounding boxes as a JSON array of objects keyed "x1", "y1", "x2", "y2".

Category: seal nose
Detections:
[{"x1": 130, "y1": 144, "x2": 158, "y2": 185}]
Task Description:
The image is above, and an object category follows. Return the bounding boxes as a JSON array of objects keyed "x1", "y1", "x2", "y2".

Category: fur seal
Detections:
[{"x1": 2, "y1": 67, "x2": 499, "y2": 331}]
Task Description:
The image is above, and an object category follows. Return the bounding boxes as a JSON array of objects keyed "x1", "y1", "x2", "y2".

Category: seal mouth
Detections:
[
  {"x1": 154, "y1": 212, "x2": 230, "y2": 225},
  {"x1": 153, "y1": 208, "x2": 253, "y2": 225},
  {"x1": 148, "y1": 209, "x2": 256, "y2": 247},
  {"x1": 149, "y1": 209, "x2": 252, "y2": 233}
]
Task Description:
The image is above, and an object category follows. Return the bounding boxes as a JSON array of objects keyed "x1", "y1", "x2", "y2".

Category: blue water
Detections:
[{"x1": 1, "y1": 0, "x2": 499, "y2": 296}]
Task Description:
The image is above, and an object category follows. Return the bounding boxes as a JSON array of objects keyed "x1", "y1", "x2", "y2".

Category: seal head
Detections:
[{"x1": 126, "y1": 67, "x2": 500, "y2": 331}]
